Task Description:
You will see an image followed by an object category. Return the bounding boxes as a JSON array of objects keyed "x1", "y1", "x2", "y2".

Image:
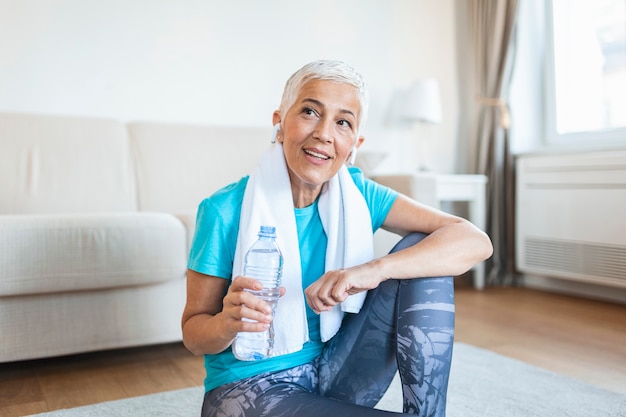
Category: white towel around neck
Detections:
[{"x1": 232, "y1": 143, "x2": 374, "y2": 357}]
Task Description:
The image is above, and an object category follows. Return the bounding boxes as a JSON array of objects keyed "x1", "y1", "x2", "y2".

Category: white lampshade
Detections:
[{"x1": 401, "y1": 78, "x2": 442, "y2": 124}]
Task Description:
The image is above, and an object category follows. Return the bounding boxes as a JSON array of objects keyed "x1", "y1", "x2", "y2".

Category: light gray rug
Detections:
[{"x1": 27, "y1": 343, "x2": 626, "y2": 417}]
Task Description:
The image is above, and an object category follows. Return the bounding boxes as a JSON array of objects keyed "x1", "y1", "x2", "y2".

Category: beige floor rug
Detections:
[{"x1": 27, "y1": 343, "x2": 626, "y2": 416}]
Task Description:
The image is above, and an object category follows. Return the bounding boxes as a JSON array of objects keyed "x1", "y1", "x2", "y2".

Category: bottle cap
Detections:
[{"x1": 259, "y1": 225, "x2": 277, "y2": 238}]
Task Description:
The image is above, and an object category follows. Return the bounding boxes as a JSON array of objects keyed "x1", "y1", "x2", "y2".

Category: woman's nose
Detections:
[{"x1": 314, "y1": 119, "x2": 334, "y2": 143}]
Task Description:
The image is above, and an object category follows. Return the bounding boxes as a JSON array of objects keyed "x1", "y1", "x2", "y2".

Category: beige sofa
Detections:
[{"x1": 0, "y1": 112, "x2": 271, "y2": 362}]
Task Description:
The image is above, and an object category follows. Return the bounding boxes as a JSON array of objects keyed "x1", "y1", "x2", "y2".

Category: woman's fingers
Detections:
[
  {"x1": 304, "y1": 267, "x2": 378, "y2": 314},
  {"x1": 224, "y1": 276, "x2": 273, "y2": 331},
  {"x1": 305, "y1": 271, "x2": 349, "y2": 314}
]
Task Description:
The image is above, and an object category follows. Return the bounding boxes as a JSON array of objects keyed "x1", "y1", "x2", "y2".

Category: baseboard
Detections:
[{"x1": 521, "y1": 273, "x2": 626, "y2": 305}]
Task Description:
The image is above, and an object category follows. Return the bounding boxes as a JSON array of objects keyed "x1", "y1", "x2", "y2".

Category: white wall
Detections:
[{"x1": 0, "y1": 0, "x2": 460, "y2": 173}]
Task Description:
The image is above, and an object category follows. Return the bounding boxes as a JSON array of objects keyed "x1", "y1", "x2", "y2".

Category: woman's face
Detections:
[{"x1": 274, "y1": 79, "x2": 363, "y2": 207}]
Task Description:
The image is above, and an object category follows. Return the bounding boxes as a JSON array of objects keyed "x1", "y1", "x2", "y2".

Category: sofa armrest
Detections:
[
  {"x1": 172, "y1": 210, "x2": 197, "y2": 253},
  {"x1": 0, "y1": 212, "x2": 187, "y2": 297}
]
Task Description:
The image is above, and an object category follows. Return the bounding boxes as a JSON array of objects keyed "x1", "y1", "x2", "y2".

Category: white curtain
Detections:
[{"x1": 467, "y1": 0, "x2": 520, "y2": 286}]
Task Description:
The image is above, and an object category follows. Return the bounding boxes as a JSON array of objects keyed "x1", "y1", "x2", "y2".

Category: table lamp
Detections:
[{"x1": 401, "y1": 78, "x2": 442, "y2": 171}]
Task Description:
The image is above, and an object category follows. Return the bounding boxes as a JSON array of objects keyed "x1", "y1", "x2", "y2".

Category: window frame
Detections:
[{"x1": 543, "y1": 0, "x2": 626, "y2": 149}]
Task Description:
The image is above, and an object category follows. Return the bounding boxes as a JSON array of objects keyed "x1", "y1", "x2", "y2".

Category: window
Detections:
[{"x1": 546, "y1": 0, "x2": 626, "y2": 146}]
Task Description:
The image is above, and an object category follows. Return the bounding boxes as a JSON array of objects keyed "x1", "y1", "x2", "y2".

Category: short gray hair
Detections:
[{"x1": 278, "y1": 60, "x2": 369, "y2": 133}]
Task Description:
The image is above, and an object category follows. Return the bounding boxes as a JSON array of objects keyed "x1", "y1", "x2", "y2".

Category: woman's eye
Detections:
[
  {"x1": 303, "y1": 107, "x2": 317, "y2": 117},
  {"x1": 338, "y1": 119, "x2": 352, "y2": 129}
]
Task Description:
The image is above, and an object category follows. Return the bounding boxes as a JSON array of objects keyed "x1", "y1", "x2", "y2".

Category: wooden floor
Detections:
[{"x1": 2, "y1": 285, "x2": 626, "y2": 416}]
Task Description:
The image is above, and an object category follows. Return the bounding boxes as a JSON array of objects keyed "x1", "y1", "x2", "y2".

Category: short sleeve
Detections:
[
  {"x1": 187, "y1": 178, "x2": 248, "y2": 279},
  {"x1": 348, "y1": 166, "x2": 398, "y2": 231}
]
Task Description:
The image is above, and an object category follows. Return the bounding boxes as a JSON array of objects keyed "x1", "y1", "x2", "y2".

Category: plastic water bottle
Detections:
[{"x1": 232, "y1": 225, "x2": 283, "y2": 361}]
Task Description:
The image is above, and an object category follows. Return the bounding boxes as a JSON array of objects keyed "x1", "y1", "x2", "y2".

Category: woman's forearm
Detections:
[
  {"x1": 374, "y1": 220, "x2": 493, "y2": 281},
  {"x1": 376, "y1": 195, "x2": 493, "y2": 281}
]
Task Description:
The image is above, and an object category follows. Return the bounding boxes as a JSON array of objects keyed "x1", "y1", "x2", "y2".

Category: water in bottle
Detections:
[{"x1": 232, "y1": 225, "x2": 283, "y2": 361}]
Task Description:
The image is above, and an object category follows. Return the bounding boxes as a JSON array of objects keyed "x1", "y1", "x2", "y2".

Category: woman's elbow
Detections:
[{"x1": 476, "y1": 229, "x2": 494, "y2": 262}]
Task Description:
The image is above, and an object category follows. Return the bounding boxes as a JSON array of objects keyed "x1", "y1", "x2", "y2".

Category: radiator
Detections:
[{"x1": 515, "y1": 150, "x2": 626, "y2": 288}]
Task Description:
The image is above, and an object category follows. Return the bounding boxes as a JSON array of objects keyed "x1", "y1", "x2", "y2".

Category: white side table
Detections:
[{"x1": 372, "y1": 173, "x2": 488, "y2": 289}]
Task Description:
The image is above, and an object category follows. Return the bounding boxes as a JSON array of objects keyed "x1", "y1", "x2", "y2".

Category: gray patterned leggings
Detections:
[{"x1": 202, "y1": 233, "x2": 455, "y2": 417}]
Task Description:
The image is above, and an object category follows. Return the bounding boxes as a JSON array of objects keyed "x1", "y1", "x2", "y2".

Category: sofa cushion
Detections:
[
  {"x1": 0, "y1": 212, "x2": 187, "y2": 296},
  {"x1": 0, "y1": 278, "x2": 186, "y2": 362},
  {"x1": 0, "y1": 112, "x2": 137, "y2": 214},
  {"x1": 128, "y1": 122, "x2": 270, "y2": 213}
]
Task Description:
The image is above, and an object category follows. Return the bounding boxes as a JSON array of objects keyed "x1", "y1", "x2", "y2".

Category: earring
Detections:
[
  {"x1": 348, "y1": 146, "x2": 358, "y2": 165},
  {"x1": 271, "y1": 123, "x2": 280, "y2": 143}
]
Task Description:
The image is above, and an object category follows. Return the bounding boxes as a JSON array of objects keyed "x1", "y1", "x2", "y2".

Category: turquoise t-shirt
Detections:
[{"x1": 187, "y1": 167, "x2": 398, "y2": 392}]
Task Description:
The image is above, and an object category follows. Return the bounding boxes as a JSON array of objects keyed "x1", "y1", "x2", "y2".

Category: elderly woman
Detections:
[{"x1": 182, "y1": 60, "x2": 492, "y2": 417}]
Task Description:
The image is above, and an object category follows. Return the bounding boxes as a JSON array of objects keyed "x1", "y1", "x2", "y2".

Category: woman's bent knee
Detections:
[{"x1": 389, "y1": 232, "x2": 428, "y2": 253}]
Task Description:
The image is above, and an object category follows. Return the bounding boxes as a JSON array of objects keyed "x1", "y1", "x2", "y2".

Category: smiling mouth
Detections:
[{"x1": 304, "y1": 149, "x2": 331, "y2": 160}]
